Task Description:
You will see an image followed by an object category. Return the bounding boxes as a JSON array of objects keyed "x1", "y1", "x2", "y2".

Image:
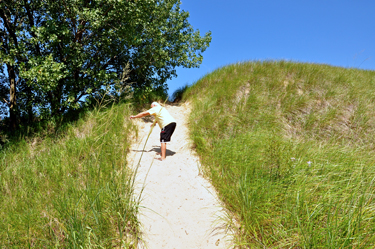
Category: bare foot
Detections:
[{"x1": 155, "y1": 157, "x2": 166, "y2": 161}]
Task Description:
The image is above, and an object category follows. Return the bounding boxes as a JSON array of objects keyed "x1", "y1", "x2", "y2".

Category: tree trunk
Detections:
[
  {"x1": 25, "y1": 85, "x2": 34, "y2": 124},
  {"x1": 7, "y1": 64, "x2": 18, "y2": 131}
]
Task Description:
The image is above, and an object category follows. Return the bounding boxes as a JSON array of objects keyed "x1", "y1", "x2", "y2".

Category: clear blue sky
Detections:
[{"x1": 166, "y1": 0, "x2": 375, "y2": 97}]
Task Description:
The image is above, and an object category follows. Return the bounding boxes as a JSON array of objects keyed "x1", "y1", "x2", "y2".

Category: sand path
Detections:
[{"x1": 128, "y1": 103, "x2": 232, "y2": 249}]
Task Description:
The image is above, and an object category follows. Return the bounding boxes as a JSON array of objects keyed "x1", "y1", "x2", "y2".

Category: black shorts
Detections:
[{"x1": 160, "y1": 122, "x2": 176, "y2": 143}]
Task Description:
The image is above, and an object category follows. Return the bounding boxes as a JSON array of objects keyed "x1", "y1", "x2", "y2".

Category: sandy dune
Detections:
[{"x1": 128, "y1": 103, "x2": 233, "y2": 249}]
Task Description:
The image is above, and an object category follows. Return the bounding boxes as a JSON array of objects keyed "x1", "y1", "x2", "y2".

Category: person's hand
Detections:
[
  {"x1": 150, "y1": 122, "x2": 156, "y2": 127},
  {"x1": 130, "y1": 115, "x2": 135, "y2": 119}
]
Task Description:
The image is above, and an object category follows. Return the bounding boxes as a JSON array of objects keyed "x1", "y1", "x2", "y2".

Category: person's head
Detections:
[{"x1": 151, "y1": 102, "x2": 160, "y2": 108}]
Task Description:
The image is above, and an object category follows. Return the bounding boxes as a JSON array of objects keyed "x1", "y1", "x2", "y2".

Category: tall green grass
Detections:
[
  {"x1": 0, "y1": 103, "x2": 139, "y2": 248},
  {"x1": 184, "y1": 61, "x2": 375, "y2": 248}
]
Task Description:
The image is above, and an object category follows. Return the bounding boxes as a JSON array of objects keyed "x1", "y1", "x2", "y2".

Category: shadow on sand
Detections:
[{"x1": 132, "y1": 145, "x2": 176, "y2": 157}]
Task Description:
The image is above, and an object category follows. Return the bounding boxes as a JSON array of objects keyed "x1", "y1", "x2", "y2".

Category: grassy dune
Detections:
[
  {"x1": 183, "y1": 61, "x2": 375, "y2": 248},
  {"x1": 0, "y1": 103, "x2": 139, "y2": 248}
]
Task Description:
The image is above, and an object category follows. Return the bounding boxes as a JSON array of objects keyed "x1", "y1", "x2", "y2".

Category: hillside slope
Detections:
[
  {"x1": 0, "y1": 103, "x2": 139, "y2": 248},
  {"x1": 183, "y1": 61, "x2": 375, "y2": 248}
]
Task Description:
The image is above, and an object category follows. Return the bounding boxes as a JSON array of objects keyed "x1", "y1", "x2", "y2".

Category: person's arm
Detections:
[{"x1": 130, "y1": 111, "x2": 150, "y2": 119}]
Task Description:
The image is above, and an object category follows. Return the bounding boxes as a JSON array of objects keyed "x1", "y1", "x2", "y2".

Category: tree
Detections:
[
  {"x1": 0, "y1": 0, "x2": 211, "y2": 131},
  {"x1": 0, "y1": 0, "x2": 26, "y2": 130}
]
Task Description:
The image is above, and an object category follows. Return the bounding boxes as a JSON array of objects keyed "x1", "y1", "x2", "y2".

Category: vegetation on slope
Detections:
[
  {"x1": 0, "y1": 102, "x2": 139, "y2": 248},
  {"x1": 183, "y1": 61, "x2": 375, "y2": 248}
]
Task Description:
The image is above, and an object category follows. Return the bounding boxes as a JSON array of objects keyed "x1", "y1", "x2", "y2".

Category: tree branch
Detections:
[
  {"x1": 62, "y1": 0, "x2": 75, "y2": 28},
  {"x1": 23, "y1": 0, "x2": 41, "y2": 56},
  {"x1": 0, "y1": 9, "x2": 18, "y2": 48},
  {"x1": 3, "y1": 98, "x2": 9, "y2": 106},
  {"x1": 74, "y1": 20, "x2": 87, "y2": 43}
]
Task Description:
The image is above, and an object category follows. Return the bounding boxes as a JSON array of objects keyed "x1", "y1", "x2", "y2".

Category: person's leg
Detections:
[
  {"x1": 158, "y1": 122, "x2": 176, "y2": 161},
  {"x1": 161, "y1": 143, "x2": 167, "y2": 160}
]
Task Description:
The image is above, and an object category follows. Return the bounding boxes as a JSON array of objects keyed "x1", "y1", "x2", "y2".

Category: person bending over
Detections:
[{"x1": 130, "y1": 102, "x2": 177, "y2": 161}]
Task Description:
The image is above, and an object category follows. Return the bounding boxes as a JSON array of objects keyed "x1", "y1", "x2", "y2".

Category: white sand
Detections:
[{"x1": 128, "y1": 103, "x2": 233, "y2": 249}]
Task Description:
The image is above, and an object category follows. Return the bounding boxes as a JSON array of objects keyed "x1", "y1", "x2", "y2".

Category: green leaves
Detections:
[
  {"x1": 20, "y1": 54, "x2": 67, "y2": 89},
  {"x1": 1, "y1": 0, "x2": 211, "y2": 130}
]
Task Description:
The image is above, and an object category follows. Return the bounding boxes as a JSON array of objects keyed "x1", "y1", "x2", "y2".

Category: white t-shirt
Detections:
[{"x1": 148, "y1": 105, "x2": 176, "y2": 129}]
